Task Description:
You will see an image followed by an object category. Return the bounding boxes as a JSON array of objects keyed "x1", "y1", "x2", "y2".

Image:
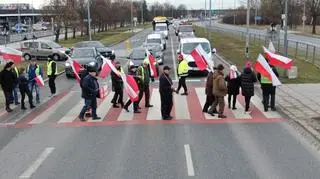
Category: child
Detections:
[{"x1": 18, "y1": 68, "x2": 35, "y2": 110}]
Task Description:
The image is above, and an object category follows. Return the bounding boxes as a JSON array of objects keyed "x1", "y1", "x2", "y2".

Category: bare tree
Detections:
[{"x1": 307, "y1": 0, "x2": 320, "y2": 34}]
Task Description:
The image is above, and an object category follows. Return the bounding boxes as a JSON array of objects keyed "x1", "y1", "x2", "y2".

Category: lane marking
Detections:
[
  {"x1": 146, "y1": 88, "x2": 162, "y2": 120},
  {"x1": 170, "y1": 37, "x2": 178, "y2": 80},
  {"x1": 19, "y1": 147, "x2": 55, "y2": 179},
  {"x1": 184, "y1": 144, "x2": 195, "y2": 176},
  {"x1": 174, "y1": 94, "x2": 190, "y2": 120}
]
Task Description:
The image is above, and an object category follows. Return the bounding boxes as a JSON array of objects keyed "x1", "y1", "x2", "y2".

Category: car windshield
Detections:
[
  {"x1": 147, "y1": 45, "x2": 162, "y2": 52},
  {"x1": 46, "y1": 41, "x2": 62, "y2": 48},
  {"x1": 75, "y1": 41, "x2": 104, "y2": 48},
  {"x1": 155, "y1": 25, "x2": 167, "y2": 31},
  {"x1": 179, "y1": 26, "x2": 193, "y2": 32},
  {"x1": 131, "y1": 49, "x2": 146, "y2": 59},
  {"x1": 72, "y1": 49, "x2": 95, "y2": 58},
  {"x1": 182, "y1": 42, "x2": 210, "y2": 54},
  {"x1": 147, "y1": 38, "x2": 161, "y2": 44}
]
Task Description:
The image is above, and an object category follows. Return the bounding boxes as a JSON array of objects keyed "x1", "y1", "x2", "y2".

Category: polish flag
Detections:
[
  {"x1": 71, "y1": 60, "x2": 82, "y2": 82},
  {"x1": 255, "y1": 54, "x2": 282, "y2": 86},
  {"x1": 263, "y1": 46, "x2": 293, "y2": 69},
  {"x1": 0, "y1": 46, "x2": 23, "y2": 63},
  {"x1": 123, "y1": 74, "x2": 140, "y2": 102},
  {"x1": 189, "y1": 45, "x2": 208, "y2": 71},
  {"x1": 99, "y1": 58, "x2": 112, "y2": 79},
  {"x1": 34, "y1": 75, "x2": 45, "y2": 87},
  {"x1": 145, "y1": 50, "x2": 158, "y2": 78}
]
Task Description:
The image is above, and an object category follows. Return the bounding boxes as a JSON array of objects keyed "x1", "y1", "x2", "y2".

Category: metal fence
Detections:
[{"x1": 205, "y1": 25, "x2": 320, "y2": 68}]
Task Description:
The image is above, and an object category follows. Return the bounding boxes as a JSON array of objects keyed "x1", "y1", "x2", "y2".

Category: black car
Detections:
[
  {"x1": 72, "y1": 41, "x2": 115, "y2": 60},
  {"x1": 65, "y1": 47, "x2": 103, "y2": 78},
  {"x1": 127, "y1": 47, "x2": 159, "y2": 74}
]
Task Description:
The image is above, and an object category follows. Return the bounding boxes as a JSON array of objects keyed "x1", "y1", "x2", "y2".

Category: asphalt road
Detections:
[{"x1": 0, "y1": 27, "x2": 319, "y2": 179}]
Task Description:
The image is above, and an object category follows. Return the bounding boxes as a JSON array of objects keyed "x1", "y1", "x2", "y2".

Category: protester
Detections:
[
  {"x1": 123, "y1": 65, "x2": 142, "y2": 113},
  {"x1": 208, "y1": 64, "x2": 227, "y2": 118},
  {"x1": 47, "y1": 55, "x2": 58, "y2": 97},
  {"x1": 137, "y1": 60, "x2": 153, "y2": 108},
  {"x1": 176, "y1": 54, "x2": 188, "y2": 95},
  {"x1": 0, "y1": 62, "x2": 16, "y2": 112},
  {"x1": 27, "y1": 59, "x2": 43, "y2": 103},
  {"x1": 225, "y1": 65, "x2": 241, "y2": 110},
  {"x1": 18, "y1": 68, "x2": 35, "y2": 110},
  {"x1": 159, "y1": 66, "x2": 175, "y2": 120},
  {"x1": 111, "y1": 61, "x2": 124, "y2": 108},
  {"x1": 78, "y1": 66, "x2": 101, "y2": 121},
  {"x1": 240, "y1": 62, "x2": 257, "y2": 113},
  {"x1": 202, "y1": 68, "x2": 215, "y2": 113},
  {"x1": 257, "y1": 64, "x2": 279, "y2": 112},
  {"x1": 11, "y1": 63, "x2": 20, "y2": 105}
]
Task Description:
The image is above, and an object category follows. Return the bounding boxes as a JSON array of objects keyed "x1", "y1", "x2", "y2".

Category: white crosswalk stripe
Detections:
[
  {"x1": 87, "y1": 92, "x2": 114, "y2": 122},
  {"x1": 174, "y1": 93, "x2": 190, "y2": 120},
  {"x1": 146, "y1": 88, "x2": 162, "y2": 120},
  {"x1": 57, "y1": 99, "x2": 83, "y2": 123},
  {"x1": 231, "y1": 96, "x2": 252, "y2": 119},
  {"x1": 195, "y1": 88, "x2": 219, "y2": 120},
  {"x1": 118, "y1": 98, "x2": 134, "y2": 121}
]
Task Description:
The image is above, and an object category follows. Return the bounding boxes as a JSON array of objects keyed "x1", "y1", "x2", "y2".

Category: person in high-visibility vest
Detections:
[
  {"x1": 176, "y1": 54, "x2": 189, "y2": 95},
  {"x1": 257, "y1": 64, "x2": 279, "y2": 112},
  {"x1": 137, "y1": 59, "x2": 154, "y2": 108},
  {"x1": 27, "y1": 59, "x2": 43, "y2": 103},
  {"x1": 111, "y1": 61, "x2": 124, "y2": 108},
  {"x1": 47, "y1": 55, "x2": 58, "y2": 96},
  {"x1": 11, "y1": 64, "x2": 20, "y2": 105}
]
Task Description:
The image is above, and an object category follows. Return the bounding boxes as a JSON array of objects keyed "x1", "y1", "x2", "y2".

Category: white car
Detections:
[
  {"x1": 146, "y1": 33, "x2": 166, "y2": 50},
  {"x1": 154, "y1": 23, "x2": 168, "y2": 39},
  {"x1": 177, "y1": 38, "x2": 216, "y2": 74}
]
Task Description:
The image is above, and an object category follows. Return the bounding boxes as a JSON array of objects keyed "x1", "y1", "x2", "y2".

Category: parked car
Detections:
[
  {"x1": 21, "y1": 40, "x2": 70, "y2": 61},
  {"x1": 72, "y1": 41, "x2": 115, "y2": 60},
  {"x1": 146, "y1": 33, "x2": 166, "y2": 51},
  {"x1": 127, "y1": 46, "x2": 159, "y2": 74},
  {"x1": 143, "y1": 43, "x2": 164, "y2": 65},
  {"x1": 65, "y1": 47, "x2": 103, "y2": 78}
]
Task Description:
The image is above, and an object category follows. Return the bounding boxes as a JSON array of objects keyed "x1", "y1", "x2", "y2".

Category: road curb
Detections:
[{"x1": 214, "y1": 53, "x2": 320, "y2": 142}]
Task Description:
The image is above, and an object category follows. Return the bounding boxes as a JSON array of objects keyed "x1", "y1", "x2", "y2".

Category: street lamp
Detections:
[
  {"x1": 87, "y1": 0, "x2": 92, "y2": 40},
  {"x1": 209, "y1": 0, "x2": 211, "y2": 40},
  {"x1": 284, "y1": 0, "x2": 288, "y2": 57},
  {"x1": 245, "y1": 0, "x2": 250, "y2": 59}
]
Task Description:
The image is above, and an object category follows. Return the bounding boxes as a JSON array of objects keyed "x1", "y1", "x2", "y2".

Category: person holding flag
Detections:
[
  {"x1": 225, "y1": 65, "x2": 241, "y2": 110},
  {"x1": 0, "y1": 62, "x2": 16, "y2": 112},
  {"x1": 137, "y1": 59, "x2": 154, "y2": 108},
  {"x1": 123, "y1": 65, "x2": 142, "y2": 113},
  {"x1": 27, "y1": 59, "x2": 43, "y2": 103},
  {"x1": 111, "y1": 61, "x2": 124, "y2": 108},
  {"x1": 18, "y1": 68, "x2": 35, "y2": 110},
  {"x1": 47, "y1": 55, "x2": 58, "y2": 97},
  {"x1": 176, "y1": 54, "x2": 189, "y2": 95}
]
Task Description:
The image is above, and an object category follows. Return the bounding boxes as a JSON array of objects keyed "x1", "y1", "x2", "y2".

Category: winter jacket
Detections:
[
  {"x1": 212, "y1": 70, "x2": 227, "y2": 97},
  {"x1": 0, "y1": 69, "x2": 15, "y2": 92},
  {"x1": 205, "y1": 72, "x2": 214, "y2": 96},
  {"x1": 257, "y1": 66, "x2": 279, "y2": 95},
  {"x1": 225, "y1": 72, "x2": 241, "y2": 95},
  {"x1": 81, "y1": 74, "x2": 99, "y2": 99},
  {"x1": 240, "y1": 67, "x2": 257, "y2": 97},
  {"x1": 27, "y1": 64, "x2": 43, "y2": 80},
  {"x1": 159, "y1": 73, "x2": 173, "y2": 93},
  {"x1": 111, "y1": 68, "x2": 123, "y2": 92},
  {"x1": 128, "y1": 70, "x2": 142, "y2": 90},
  {"x1": 18, "y1": 73, "x2": 30, "y2": 91}
]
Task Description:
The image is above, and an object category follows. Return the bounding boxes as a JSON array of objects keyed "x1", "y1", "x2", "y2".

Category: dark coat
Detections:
[
  {"x1": 81, "y1": 74, "x2": 99, "y2": 99},
  {"x1": 225, "y1": 72, "x2": 241, "y2": 95},
  {"x1": 18, "y1": 73, "x2": 30, "y2": 91},
  {"x1": 240, "y1": 68, "x2": 257, "y2": 97},
  {"x1": 111, "y1": 68, "x2": 123, "y2": 92},
  {"x1": 257, "y1": 66, "x2": 279, "y2": 95},
  {"x1": 0, "y1": 69, "x2": 15, "y2": 92},
  {"x1": 159, "y1": 73, "x2": 173, "y2": 94},
  {"x1": 205, "y1": 72, "x2": 214, "y2": 96}
]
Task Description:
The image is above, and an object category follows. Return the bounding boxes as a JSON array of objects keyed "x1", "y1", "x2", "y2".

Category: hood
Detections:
[{"x1": 72, "y1": 57, "x2": 97, "y2": 65}]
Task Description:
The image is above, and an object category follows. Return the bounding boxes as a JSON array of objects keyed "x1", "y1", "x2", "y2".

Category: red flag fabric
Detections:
[
  {"x1": 100, "y1": 59, "x2": 112, "y2": 79},
  {"x1": 125, "y1": 75, "x2": 140, "y2": 102},
  {"x1": 0, "y1": 46, "x2": 23, "y2": 63},
  {"x1": 190, "y1": 45, "x2": 207, "y2": 71},
  {"x1": 263, "y1": 46, "x2": 293, "y2": 69},
  {"x1": 255, "y1": 54, "x2": 282, "y2": 86},
  {"x1": 71, "y1": 60, "x2": 81, "y2": 82},
  {"x1": 145, "y1": 50, "x2": 158, "y2": 78},
  {"x1": 34, "y1": 75, "x2": 44, "y2": 87}
]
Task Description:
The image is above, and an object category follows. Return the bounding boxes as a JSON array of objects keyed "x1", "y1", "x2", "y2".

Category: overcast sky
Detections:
[{"x1": 0, "y1": 0, "x2": 240, "y2": 10}]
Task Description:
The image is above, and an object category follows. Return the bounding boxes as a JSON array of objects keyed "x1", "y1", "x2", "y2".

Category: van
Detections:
[
  {"x1": 146, "y1": 34, "x2": 166, "y2": 50},
  {"x1": 155, "y1": 23, "x2": 168, "y2": 39},
  {"x1": 21, "y1": 40, "x2": 70, "y2": 61}
]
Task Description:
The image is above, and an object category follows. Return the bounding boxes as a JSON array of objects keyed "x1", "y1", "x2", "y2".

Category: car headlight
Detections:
[
  {"x1": 88, "y1": 61, "x2": 96, "y2": 66},
  {"x1": 157, "y1": 58, "x2": 162, "y2": 63},
  {"x1": 178, "y1": 32, "x2": 182, "y2": 36},
  {"x1": 65, "y1": 62, "x2": 71, "y2": 67}
]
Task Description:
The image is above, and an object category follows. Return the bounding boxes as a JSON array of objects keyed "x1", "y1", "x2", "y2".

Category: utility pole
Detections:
[
  {"x1": 141, "y1": 0, "x2": 144, "y2": 24},
  {"x1": 303, "y1": 0, "x2": 306, "y2": 32},
  {"x1": 284, "y1": 0, "x2": 288, "y2": 57},
  {"x1": 205, "y1": 0, "x2": 207, "y2": 19},
  {"x1": 131, "y1": 0, "x2": 133, "y2": 32},
  {"x1": 209, "y1": 0, "x2": 212, "y2": 40},
  {"x1": 245, "y1": 0, "x2": 250, "y2": 59},
  {"x1": 233, "y1": 0, "x2": 236, "y2": 25},
  {"x1": 87, "y1": 0, "x2": 92, "y2": 40}
]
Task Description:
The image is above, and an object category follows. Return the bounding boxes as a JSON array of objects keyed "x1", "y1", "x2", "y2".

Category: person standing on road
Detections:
[
  {"x1": 202, "y1": 68, "x2": 215, "y2": 113},
  {"x1": 111, "y1": 61, "x2": 124, "y2": 108},
  {"x1": 208, "y1": 64, "x2": 227, "y2": 118},
  {"x1": 11, "y1": 64, "x2": 20, "y2": 105},
  {"x1": 257, "y1": 64, "x2": 279, "y2": 112},
  {"x1": 18, "y1": 68, "x2": 35, "y2": 110},
  {"x1": 0, "y1": 62, "x2": 16, "y2": 112},
  {"x1": 78, "y1": 66, "x2": 101, "y2": 121},
  {"x1": 240, "y1": 62, "x2": 257, "y2": 114},
  {"x1": 137, "y1": 60, "x2": 153, "y2": 108},
  {"x1": 27, "y1": 59, "x2": 43, "y2": 103},
  {"x1": 159, "y1": 66, "x2": 175, "y2": 120},
  {"x1": 176, "y1": 54, "x2": 189, "y2": 95},
  {"x1": 225, "y1": 65, "x2": 241, "y2": 110},
  {"x1": 123, "y1": 65, "x2": 142, "y2": 113},
  {"x1": 47, "y1": 55, "x2": 58, "y2": 97}
]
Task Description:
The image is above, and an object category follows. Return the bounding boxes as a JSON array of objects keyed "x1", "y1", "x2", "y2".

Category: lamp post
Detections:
[
  {"x1": 209, "y1": 0, "x2": 211, "y2": 40},
  {"x1": 284, "y1": 0, "x2": 288, "y2": 57},
  {"x1": 87, "y1": 0, "x2": 92, "y2": 40},
  {"x1": 245, "y1": 0, "x2": 250, "y2": 59}
]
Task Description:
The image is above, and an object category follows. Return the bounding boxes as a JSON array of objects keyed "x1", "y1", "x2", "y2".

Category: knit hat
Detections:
[
  {"x1": 178, "y1": 54, "x2": 183, "y2": 60},
  {"x1": 217, "y1": 64, "x2": 224, "y2": 71},
  {"x1": 245, "y1": 61, "x2": 252, "y2": 68}
]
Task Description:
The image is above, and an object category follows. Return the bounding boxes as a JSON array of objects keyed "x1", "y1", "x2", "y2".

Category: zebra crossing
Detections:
[{"x1": 1, "y1": 87, "x2": 285, "y2": 128}]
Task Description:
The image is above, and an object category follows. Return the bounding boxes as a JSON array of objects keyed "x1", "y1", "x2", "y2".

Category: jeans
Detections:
[
  {"x1": 29, "y1": 80, "x2": 40, "y2": 102},
  {"x1": 79, "y1": 98, "x2": 97, "y2": 118},
  {"x1": 12, "y1": 83, "x2": 19, "y2": 104},
  {"x1": 160, "y1": 92, "x2": 173, "y2": 119},
  {"x1": 20, "y1": 88, "x2": 33, "y2": 108},
  {"x1": 111, "y1": 90, "x2": 124, "y2": 106}
]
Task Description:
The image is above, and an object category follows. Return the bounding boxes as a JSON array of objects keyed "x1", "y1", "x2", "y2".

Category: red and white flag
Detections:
[
  {"x1": 122, "y1": 74, "x2": 140, "y2": 102},
  {"x1": 255, "y1": 54, "x2": 282, "y2": 86},
  {"x1": 71, "y1": 60, "x2": 82, "y2": 82},
  {"x1": 100, "y1": 58, "x2": 113, "y2": 79},
  {"x1": 188, "y1": 45, "x2": 208, "y2": 71},
  {"x1": 0, "y1": 46, "x2": 23, "y2": 63},
  {"x1": 263, "y1": 46, "x2": 293, "y2": 69},
  {"x1": 145, "y1": 50, "x2": 158, "y2": 78},
  {"x1": 34, "y1": 75, "x2": 45, "y2": 87}
]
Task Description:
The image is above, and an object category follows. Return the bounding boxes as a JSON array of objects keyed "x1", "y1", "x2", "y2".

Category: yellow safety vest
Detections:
[
  {"x1": 13, "y1": 67, "x2": 19, "y2": 77},
  {"x1": 138, "y1": 66, "x2": 144, "y2": 82},
  {"x1": 178, "y1": 60, "x2": 188, "y2": 77},
  {"x1": 261, "y1": 75, "x2": 272, "y2": 84},
  {"x1": 27, "y1": 65, "x2": 40, "y2": 76},
  {"x1": 47, "y1": 61, "x2": 58, "y2": 76}
]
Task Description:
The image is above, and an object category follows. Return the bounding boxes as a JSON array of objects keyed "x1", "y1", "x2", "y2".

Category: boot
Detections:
[
  {"x1": 228, "y1": 103, "x2": 231, "y2": 109},
  {"x1": 21, "y1": 104, "x2": 27, "y2": 110},
  {"x1": 30, "y1": 104, "x2": 36, "y2": 109},
  {"x1": 113, "y1": 104, "x2": 120, "y2": 108}
]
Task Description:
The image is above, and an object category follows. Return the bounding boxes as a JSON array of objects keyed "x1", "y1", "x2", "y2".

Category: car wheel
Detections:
[
  {"x1": 53, "y1": 54, "x2": 60, "y2": 61},
  {"x1": 66, "y1": 74, "x2": 72, "y2": 78},
  {"x1": 23, "y1": 54, "x2": 31, "y2": 60}
]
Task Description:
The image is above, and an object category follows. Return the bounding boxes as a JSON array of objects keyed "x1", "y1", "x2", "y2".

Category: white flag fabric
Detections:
[{"x1": 255, "y1": 54, "x2": 282, "y2": 86}]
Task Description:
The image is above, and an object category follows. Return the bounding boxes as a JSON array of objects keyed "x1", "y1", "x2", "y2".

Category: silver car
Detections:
[{"x1": 21, "y1": 40, "x2": 70, "y2": 61}]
